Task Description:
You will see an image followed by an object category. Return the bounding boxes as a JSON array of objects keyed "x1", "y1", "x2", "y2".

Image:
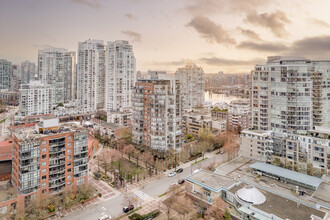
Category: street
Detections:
[{"x1": 63, "y1": 152, "x2": 227, "y2": 220}]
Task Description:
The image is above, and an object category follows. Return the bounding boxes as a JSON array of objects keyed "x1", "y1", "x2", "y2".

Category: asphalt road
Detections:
[
  {"x1": 64, "y1": 153, "x2": 227, "y2": 220},
  {"x1": 64, "y1": 193, "x2": 143, "y2": 220}
]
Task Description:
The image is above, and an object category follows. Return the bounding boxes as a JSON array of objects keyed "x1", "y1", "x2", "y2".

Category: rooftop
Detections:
[
  {"x1": 250, "y1": 162, "x2": 323, "y2": 189},
  {"x1": 0, "y1": 139, "x2": 12, "y2": 161},
  {"x1": 13, "y1": 121, "x2": 85, "y2": 141},
  {"x1": 186, "y1": 170, "x2": 237, "y2": 192},
  {"x1": 310, "y1": 175, "x2": 330, "y2": 208},
  {"x1": 241, "y1": 129, "x2": 272, "y2": 136},
  {"x1": 230, "y1": 183, "x2": 326, "y2": 220}
]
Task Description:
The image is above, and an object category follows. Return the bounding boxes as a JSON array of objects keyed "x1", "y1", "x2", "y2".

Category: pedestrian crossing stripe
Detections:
[{"x1": 134, "y1": 190, "x2": 151, "y2": 201}]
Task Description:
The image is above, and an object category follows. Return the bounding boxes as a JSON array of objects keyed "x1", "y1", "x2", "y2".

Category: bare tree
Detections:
[
  {"x1": 123, "y1": 144, "x2": 135, "y2": 162},
  {"x1": 197, "y1": 141, "x2": 213, "y2": 159},
  {"x1": 101, "y1": 149, "x2": 120, "y2": 176},
  {"x1": 122, "y1": 195, "x2": 136, "y2": 207},
  {"x1": 117, "y1": 139, "x2": 126, "y2": 157},
  {"x1": 205, "y1": 197, "x2": 228, "y2": 220}
]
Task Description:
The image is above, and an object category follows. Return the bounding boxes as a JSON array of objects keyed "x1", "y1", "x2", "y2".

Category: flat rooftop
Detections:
[
  {"x1": 186, "y1": 170, "x2": 237, "y2": 192},
  {"x1": 95, "y1": 120, "x2": 126, "y2": 130},
  {"x1": 310, "y1": 175, "x2": 330, "y2": 208},
  {"x1": 230, "y1": 183, "x2": 326, "y2": 220},
  {"x1": 13, "y1": 122, "x2": 85, "y2": 140},
  {"x1": 0, "y1": 139, "x2": 12, "y2": 161},
  {"x1": 250, "y1": 162, "x2": 323, "y2": 189},
  {"x1": 0, "y1": 182, "x2": 16, "y2": 203}
]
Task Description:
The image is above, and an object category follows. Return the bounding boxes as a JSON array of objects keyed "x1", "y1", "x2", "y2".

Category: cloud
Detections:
[
  {"x1": 245, "y1": 11, "x2": 290, "y2": 37},
  {"x1": 33, "y1": 44, "x2": 56, "y2": 49},
  {"x1": 122, "y1": 30, "x2": 141, "y2": 42},
  {"x1": 199, "y1": 57, "x2": 264, "y2": 66},
  {"x1": 237, "y1": 41, "x2": 288, "y2": 52},
  {"x1": 125, "y1": 13, "x2": 137, "y2": 20},
  {"x1": 71, "y1": 0, "x2": 100, "y2": 8},
  {"x1": 151, "y1": 59, "x2": 192, "y2": 66},
  {"x1": 308, "y1": 18, "x2": 330, "y2": 28},
  {"x1": 186, "y1": 16, "x2": 236, "y2": 45},
  {"x1": 237, "y1": 27, "x2": 261, "y2": 40},
  {"x1": 289, "y1": 35, "x2": 330, "y2": 58},
  {"x1": 181, "y1": 0, "x2": 271, "y2": 16}
]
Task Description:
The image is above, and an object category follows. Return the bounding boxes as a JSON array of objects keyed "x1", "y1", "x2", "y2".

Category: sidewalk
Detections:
[
  {"x1": 163, "y1": 151, "x2": 219, "y2": 175},
  {"x1": 119, "y1": 173, "x2": 165, "y2": 194}
]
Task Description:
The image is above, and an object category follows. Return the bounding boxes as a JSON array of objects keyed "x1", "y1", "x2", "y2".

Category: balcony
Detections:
[
  {"x1": 49, "y1": 160, "x2": 65, "y2": 168},
  {"x1": 49, "y1": 166, "x2": 65, "y2": 175},
  {"x1": 49, "y1": 180, "x2": 66, "y2": 189},
  {"x1": 49, "y1": 141, "x2": 65, "y2": 147},
  {"x1": 49, "y1": 153, "x2": 65, "y2": 161},
  {"x1": 49, "y1": 147, "x2": 65, "y2": 154}
]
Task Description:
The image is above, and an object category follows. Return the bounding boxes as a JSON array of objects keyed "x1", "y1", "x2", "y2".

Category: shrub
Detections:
[
  {"x1": 98, "y1": 193, "x2": 102, "y2": 197},
  {"x1": 81, "y1": 200, "x2": 85, "y2": 204},
  {"x1": 94, "y1": 172, "x2": 101, "y2": 179},
  {"x1": 129, "y1": 213, "x2": 143, "y2": 220},
  {"x1": 224, "y1": 209, "x2": 232, "y2": 220}
]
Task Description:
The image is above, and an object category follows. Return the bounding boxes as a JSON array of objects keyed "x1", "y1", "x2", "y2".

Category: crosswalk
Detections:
[{"x1": 134, "y1": 190, "x2": 151, "y2": 201}]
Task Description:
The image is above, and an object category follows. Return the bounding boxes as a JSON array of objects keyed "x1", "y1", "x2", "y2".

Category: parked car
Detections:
[
  {"x1": 176, "y1": 168, "x2": 183, "y2": 173},
  {"x1": 193, "y1": 169, "x2": 200, "y2": 174},
  {"x1": 170, "y1": 182, "x2": 178, "y2": 187},
  {"x1": 98, "y1": 214, "x2": 111, "y2": 220},
  {"x1": 168, "y1": 172, "x2": 176, "y2": 177},
  {"x1": 178, "y1": 179, "x2": 185, "y2": 184},
  {"x1": 123, "y1": 205, "x2": 134, "y2": 213}
]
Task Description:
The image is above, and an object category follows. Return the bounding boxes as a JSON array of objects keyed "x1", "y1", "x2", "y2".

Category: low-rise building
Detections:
[
  {"x1": 183, "y1": 113, "x2": 212, "y2": 136},
  {"x1": 185, "y1": 168, "x2": 328, "y2": 220},
  {"x1": 240, "y1": 129, "x2": 273, "y2": 162},
  {"x1": 107, "y1": 108, "x2": 132, "y2": 127},
  {"x1": 228, "y1": 100, "x2": 250, "y2": 132},
  {"x1": 211, "y1": 108, "x2": 228, "y2": 120},
  {"x1": 183, "y1": 112, "x2": 227, "y2": 137},
  {"x1": 211, "y1": 119, "x2": 227, "y2": 135},
  {"x1": 286, "y1": 126, "x2": 330, "y2": 175}
]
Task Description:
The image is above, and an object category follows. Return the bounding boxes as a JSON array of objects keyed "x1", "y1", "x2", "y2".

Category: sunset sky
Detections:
[{"x1": 1, "y1": 0, "x2": 330, "y2": 73}]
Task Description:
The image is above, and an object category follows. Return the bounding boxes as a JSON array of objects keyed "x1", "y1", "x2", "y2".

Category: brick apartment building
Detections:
[{"x1": 11, "y1": 117, "x2": 88, "y2": 199}]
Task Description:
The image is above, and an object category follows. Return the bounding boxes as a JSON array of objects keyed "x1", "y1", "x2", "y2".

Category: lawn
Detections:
[{"x1": 112, "y1": 157, "x2": 144, "y2": 180}]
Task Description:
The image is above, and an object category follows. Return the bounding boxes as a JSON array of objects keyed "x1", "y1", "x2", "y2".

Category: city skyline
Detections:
[{"x1": 1, "y1": 0, "x2": 330, "y2": 73}]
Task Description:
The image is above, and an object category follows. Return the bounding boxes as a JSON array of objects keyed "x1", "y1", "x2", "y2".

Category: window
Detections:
[
  {"x1": 42, "y1": 148, "x2": 46, "y2": 152},
  {"x1": 68, "y1": 143, "x2": 71, "y2": 147},
  {"x1": 42, "y1": 141, "x2": 46, "y2": 145},
  {"x1": 67, "y1": 175, "x2": 71, "y2": 179},
  {"x1": 42, "y1": 154, "x2": 46, "y2": 159},
  {"x1": 42, "y1": 162, "x2": 46, "y2": 166},
  {"x1": 67, "y1": 149, "x2": 71, "y2": 154},
  {"x1": 67, "y1": 136, "x2": 71, "y2": 140},
  {"x1": 42, "y1": 189, "x2": 47, "y2": 194},
  {"x1": 67, "y1": 162, "x2": 71, "y2": 166},
  {"x1": 42, "y1": 169, "x2": 46, "y2": 173},
  {"x1": 42, "y1": 183, "x2": 46, "y2": 187},
  {"x1": 67, "y1": 181, "x2": 71, "y2": 185},
  {"x1": 67, "y1": 168, "x2": 71, "y2": 173},
  {"x1": 67, "y1": 156, "x2": 71, "y2": 160},
  {"x1": 76, "y1": 178, "x2": 85, "y2": 186},
  {"x1": 42, "y1": 175, "x2": 46, "y2": 180}
]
